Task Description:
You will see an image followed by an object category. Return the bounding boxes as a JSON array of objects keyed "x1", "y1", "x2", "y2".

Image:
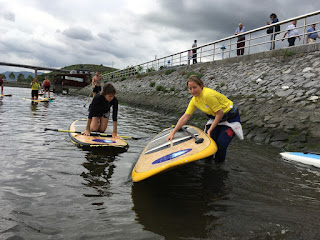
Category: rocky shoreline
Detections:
[{"x1": 77, "y1": 43, "x2": 320, "y2": 152}]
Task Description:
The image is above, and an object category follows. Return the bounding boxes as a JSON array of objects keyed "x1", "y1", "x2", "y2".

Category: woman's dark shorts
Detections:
[
  {"x1": 93, "y1": 86, "x2": 102, "y2": 93},
  {"x1": 31, "y1": 90, "x2": 38, "y2": 98}
]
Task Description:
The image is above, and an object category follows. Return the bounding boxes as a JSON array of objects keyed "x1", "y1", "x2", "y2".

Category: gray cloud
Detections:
[
  {"x1": 4, "y1": 11, "x2": 15, "y2": 22},
  {"x1": 62, "y1": 26, "x2": 94, "y2": 41},
  {"x1": 1, "y1": 0, "x2": 320, "y2": 73}
]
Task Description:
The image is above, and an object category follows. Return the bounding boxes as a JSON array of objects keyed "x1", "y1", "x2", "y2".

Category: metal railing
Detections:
[{"x1": 103, "y1": 10, "x2": 320, "y2": 81}]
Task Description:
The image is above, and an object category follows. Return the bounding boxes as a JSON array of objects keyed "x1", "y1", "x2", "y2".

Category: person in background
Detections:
[
  {"x1": 92, "y1": 71, "x2": 103, "y2": 98},
  {"x1": 282, "y1": 20, "x2": 301, "y2": 46},
  {"x1": 267, "y1": 13, "x2": 280, "y2": 50},
  {"x1": 0, "y1": 76, "x2": 4, "y2": 95},
  {"x1": 235, "y1": 23, "x2": 246, "y2": 55},
  {"x1": 84, "y1": 83, "x2": 119, "y2": 138},
  {"x1": 30, "y1": 78, "x2": 41, "y2": 100},
  {"x1": 306, "y1": 23, "x2": 320, "y2": 44},
  {"x1": 42, "y1": 76, "x2": 51, "y2": 98},
  {"x1": 192, "y1": 40, "x2": 198, "y2": 64},
  {"x1": 167, "y1": 75, "x2": 243, "y2": 163}
]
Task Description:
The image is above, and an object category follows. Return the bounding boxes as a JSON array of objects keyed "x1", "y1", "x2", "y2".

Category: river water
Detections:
[{"x1": 0, "y1": 87, "x2": 319, "y2": 240}]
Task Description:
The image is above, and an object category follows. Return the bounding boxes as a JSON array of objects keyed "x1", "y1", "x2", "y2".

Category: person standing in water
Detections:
[
  {"x1": 167, "y1": 75, "x2": 243, "y2": 162},
  {"x1": 84, "y1": 83, "x2": 119, "y2": 138},
  {"x1": 92, "y1": 71, "x2": 103, "y2": 97},
  {"x1": 0, "y1": 76, "x2": 4, "y2": 95},
  {"x1": 30, "y1": 78, "x2": 41, "y2": 100},
  {"x1": 42, "y1": 76, "x2": 51, "y2": 98}
]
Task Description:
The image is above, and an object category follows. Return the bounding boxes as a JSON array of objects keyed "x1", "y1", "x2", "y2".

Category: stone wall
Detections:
[{"x1": 80, "y1": 43, "x2": 320, "y2": 151}]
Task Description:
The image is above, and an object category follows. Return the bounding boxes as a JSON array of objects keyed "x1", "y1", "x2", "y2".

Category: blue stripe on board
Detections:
[
  {"x1": 290, "y1": 152, "x2": 320, "y2": 160},
  {"x1": 152, "y1": 149, "x2": 192, "y2": 164},
  {"x1": 92, "y1": 139, "x2": 116, "y2": 144}
]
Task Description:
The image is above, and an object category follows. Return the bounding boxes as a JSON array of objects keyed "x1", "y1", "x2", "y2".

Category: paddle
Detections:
[
  {"x1": 44, "y1": 128, "x2": 144, "y2": 140},
  {"x1": 180, "y1": 126, "x2": 204, "y2": 144},
  {"x1": 84, "y1": 92, "x2": 92, "y2": 107}
]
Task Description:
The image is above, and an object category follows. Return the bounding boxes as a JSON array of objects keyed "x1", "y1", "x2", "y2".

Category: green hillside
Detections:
[{"x1": 62, "y1": 64, "x2": 117, "y2": 74}]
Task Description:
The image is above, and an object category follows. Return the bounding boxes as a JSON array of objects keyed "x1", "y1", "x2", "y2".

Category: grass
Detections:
[
  {"x1": 156, "y1": 85, "x2": 167, "y2": 92},
  {"x1": 165, "y1": 69, "x2": 176, "y2": 75},
  {"x1": 186, "y1": 71, "x2": 204, "y2": 79},
  {"x1": 149, "y1": 82, "x2": 155, "y2": 87}
]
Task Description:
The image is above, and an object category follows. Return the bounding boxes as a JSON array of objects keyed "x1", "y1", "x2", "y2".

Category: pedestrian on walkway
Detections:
[
  {"x1": 192, "y1": 40, "x2": 198, "y2": 64},
  {"x1": 235, "y1": 23, "x2": 246, "y2": 55},
  {"x1": 282, "y1": 20, "x2": 300, "y2": 46}
]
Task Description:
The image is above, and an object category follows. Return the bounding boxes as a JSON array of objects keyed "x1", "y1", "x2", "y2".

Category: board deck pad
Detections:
[
  {"x1": 68, "y1": 119, "x2": 128, "y2": 150},
  {"x1": 132, "y1": 125, "x2": 217, "y2": 182}
]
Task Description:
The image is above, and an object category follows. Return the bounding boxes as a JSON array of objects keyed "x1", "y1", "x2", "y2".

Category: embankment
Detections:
[{"x1": 79, "y1": 43, "x2": 320, "y2": 152}]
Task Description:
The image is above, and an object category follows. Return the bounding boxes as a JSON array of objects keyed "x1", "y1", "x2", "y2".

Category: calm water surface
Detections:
[{"x1": 0, "y1": 87, "x2": 319, "y2": 240}]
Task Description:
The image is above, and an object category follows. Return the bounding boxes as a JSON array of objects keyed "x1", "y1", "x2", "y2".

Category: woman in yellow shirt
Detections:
[
  {"x1": 167, "y1": 75, "x2": 242, "y2": 162},
  {"x1": 30, "y1": 78, "x2": 41, "y2": 100}
]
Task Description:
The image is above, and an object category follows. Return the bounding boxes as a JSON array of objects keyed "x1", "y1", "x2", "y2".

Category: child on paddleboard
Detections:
[
  {"x1": 167, "y1": 75, "x2": 243, "y2": 162},
  {"x1": 83, "y1": 83, "x2": 119, "y2": 138},
  {"x1": 30, "y1": 78, "x2": 41, "y2": 100}
]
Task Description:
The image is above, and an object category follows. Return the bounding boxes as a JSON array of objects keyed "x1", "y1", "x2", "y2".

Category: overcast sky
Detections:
[{"x1": 0, "y1": 0, "x2": 319, "y2": 73}]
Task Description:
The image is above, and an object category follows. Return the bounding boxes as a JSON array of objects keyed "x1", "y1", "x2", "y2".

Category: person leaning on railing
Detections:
[
  {"x1": 306, "y1": 23, "x2": 320, "y2": 44},
  {"x1": 282, "y1": 20, "x2": 301, "y2": 46},
  {"x1": 234, "y1": 23, "x2": 246, "y2": 56},
  {"x1": 267, "y1": 13, "x2": 280, "y2": 50}
]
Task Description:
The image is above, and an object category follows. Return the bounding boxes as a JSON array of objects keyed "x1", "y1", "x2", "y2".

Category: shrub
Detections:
[
  {"x1": 156, "y1": 85, "x2": 167, "y2": 92},
  {"x1": 165, "y1": 69, "x2": 176, "y2": 75},
  {"x1": 149, "y1": 82, "x2": 155, "y2": 87},
  {"x1": 186, "y1": 71, "x2": 204, "y2": 79}
]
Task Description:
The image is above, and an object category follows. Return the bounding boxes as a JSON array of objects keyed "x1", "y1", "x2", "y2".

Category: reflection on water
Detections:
[
  {"x1": 81, "y1": 151, "x2": 117, "y2": 198},
  {"x1": 1, "y1": 87, "x2": 320, "y2": 240},
  {"x1": 132, "y1": 158, "x2": 229, "y2": 239}
]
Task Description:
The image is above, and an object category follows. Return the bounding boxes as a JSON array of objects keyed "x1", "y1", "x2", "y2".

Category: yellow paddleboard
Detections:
[
  {"x1": 1, "y1": 94, "x2": 12, "y2": 97},
  {"x1": 68, "y1": 119, "x2": 128, "y2": 150},
  {"x1": 22, "y1": 97, "x2": 50, "y2": 102},
  {"x1": 132, "y1": 125, "x2": 217, "y2": 182}
]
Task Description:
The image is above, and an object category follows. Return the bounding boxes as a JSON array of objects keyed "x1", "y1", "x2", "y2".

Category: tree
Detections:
[
  {"x1": 9, "y1": 72, "x2": 15, "y2": 81},
  {"x1": 27, "y1": 75, "x2": 33, "y2": 83},
  {"x1": 0, "y1": 74, "x2": 5, "y2": 79},
  {"x1": 17, "y1": 73, "x2": 25, "y2": 82}
]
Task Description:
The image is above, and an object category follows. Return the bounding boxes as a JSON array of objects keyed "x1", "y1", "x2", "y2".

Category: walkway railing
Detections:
[{"x1": 103, "y1": 10, "x2": 320, "y2": 81}]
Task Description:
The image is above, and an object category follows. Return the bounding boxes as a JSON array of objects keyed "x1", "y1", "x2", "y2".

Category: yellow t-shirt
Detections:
[
  {"x1": 185, "y1": 87, "x2": 233, "y2": 116},
  {"x1": 30, "y1": 82, "x2": 41, "y2": 91}
]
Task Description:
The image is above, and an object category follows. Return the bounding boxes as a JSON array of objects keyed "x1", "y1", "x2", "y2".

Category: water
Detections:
[{"x1": 0, "y1": 87, "x2": 319, "y2": 240}]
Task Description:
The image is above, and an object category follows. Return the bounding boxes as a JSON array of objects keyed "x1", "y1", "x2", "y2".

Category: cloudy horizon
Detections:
[{"x1": 0, "y1": 0, "x2": 319, "y2": 73}]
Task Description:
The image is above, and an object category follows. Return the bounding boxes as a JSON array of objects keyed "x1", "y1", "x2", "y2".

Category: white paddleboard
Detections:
[{"x1": 280, "y1": 152, "x2": 320, "y2": 168}]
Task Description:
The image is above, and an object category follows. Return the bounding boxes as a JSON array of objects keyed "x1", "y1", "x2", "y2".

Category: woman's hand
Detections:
[
  {"x1": 83, "y1": 129, "x2": 91, "y2": 136},
  {"x1": 167, "y1": 132, "x2": 175, "y2": 141}
]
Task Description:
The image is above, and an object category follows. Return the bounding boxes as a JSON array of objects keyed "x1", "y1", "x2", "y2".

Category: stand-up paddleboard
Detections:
[
  {"x1": 280, "y1": 152, "x2": 320, "y2": 168},
  {"x1": 68, "y1": 119, "x2": 128, "y2": 150},
  {"x1": 132, "y1": 125, "x2": 217, "y2": 182},
  {"x1": 22, "y1": 97, "x2": 50, "y2": 102},
  {"x1": 1, "y1": 94, "x2": 12, "y2": 97}
]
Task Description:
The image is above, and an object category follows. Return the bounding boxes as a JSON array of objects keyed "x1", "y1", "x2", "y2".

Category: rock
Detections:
[
  {"x1": 303, "y1": 73, "x2": 316, "y2": 79},
  {"x1": 270, "y1": 141, "x2": 286, "y2": 148},
  {"x1": 302, "y1": 67, "x2": 313, "y2": 72},
  {"x1": 275, "y1": 89, "x2": 294, "y2": 97},
  {"x1": 303, "y1": 81, "x2": 318, "y2": 88},
  {"x1": 308, "y1": 95, "x2": 319, "y2": 101}
]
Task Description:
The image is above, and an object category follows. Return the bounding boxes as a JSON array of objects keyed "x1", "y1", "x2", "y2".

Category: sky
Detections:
[{"x1": 0, "y1": 0, "x2": 319, "y2": 73}]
